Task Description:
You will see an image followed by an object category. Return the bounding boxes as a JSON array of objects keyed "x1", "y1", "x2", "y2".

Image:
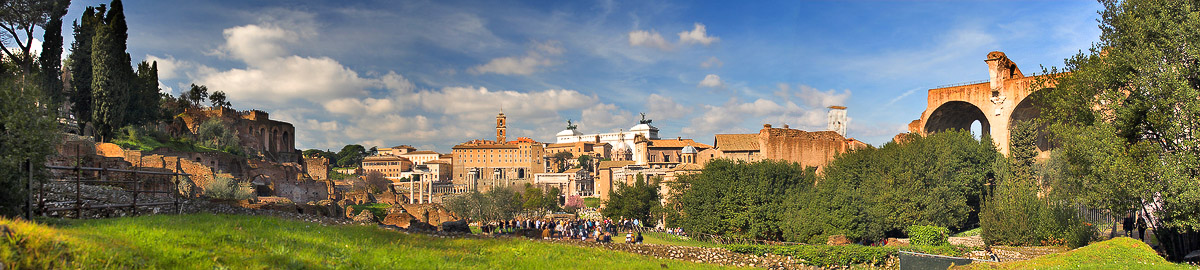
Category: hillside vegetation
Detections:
[
  {"x1": 0, "y1": 214, "x2": 745, "y2": 269},
  {"x1": 960, "y1": 237, "x2": 1194, "y2": 270}
]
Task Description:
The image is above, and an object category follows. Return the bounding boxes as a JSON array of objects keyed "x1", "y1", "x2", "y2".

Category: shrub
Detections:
[
  {"x1": 907, "y1": 225, "x2": 949, "y2": 246},
  {"x1": 725, "y1": 244, "x2": 977, "y2": 267},
  {"x1": 202, "y1": 175, "x2": 254, "y2": 200},
  {"x1": 726, "y1": 244, "x2": 895, "y2": 267},
  {"x1": 583, "y1": 197, "x2": 601, "y2": 208}
]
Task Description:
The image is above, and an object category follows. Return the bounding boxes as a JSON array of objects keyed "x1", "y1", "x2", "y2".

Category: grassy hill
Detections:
[
  {"x1": 1, "y1": 214, "x2": 746, "y2": 269},
  {"x1": 960, "y1": 237, "x2": 1194, "y2": 270}
]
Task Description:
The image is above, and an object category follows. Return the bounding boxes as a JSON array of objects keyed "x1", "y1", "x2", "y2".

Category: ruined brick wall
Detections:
[
  {"x1": 759, "y1": 127, "x2": 850, "y2": 172},
  {"x1": 303, "y1": 156, "x2": 329, "y2": 180}
]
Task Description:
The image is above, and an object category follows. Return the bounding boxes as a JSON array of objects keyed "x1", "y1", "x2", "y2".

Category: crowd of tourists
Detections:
[{"x1": 476, "y1": 217, "x2": 652, "y2": 243}]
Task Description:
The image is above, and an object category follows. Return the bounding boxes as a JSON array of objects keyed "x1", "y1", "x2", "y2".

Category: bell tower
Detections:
[{"x1": 496, "y1": 110, "x2": 507, "y2": 143}]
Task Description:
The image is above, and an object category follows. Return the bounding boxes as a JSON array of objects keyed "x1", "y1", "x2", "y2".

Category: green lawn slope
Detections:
[
  {"x1": 1, "y1": 214, "x2": 746, "y2": 269},
  {"x1": 961, "y1": 237, "x2": 1194, "y2": 270}
]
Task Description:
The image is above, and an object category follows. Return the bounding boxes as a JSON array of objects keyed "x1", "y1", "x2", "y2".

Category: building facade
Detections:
[
  {"x1": 701, "y1": 124, "x2": 867, "y2": 172},
  {"x1": 451, "y1": 112, "x2": 547, "y2": 191}
]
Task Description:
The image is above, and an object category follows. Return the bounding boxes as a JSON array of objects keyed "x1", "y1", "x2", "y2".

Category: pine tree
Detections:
[{"x1": 89, "y1": 23, "x2": 127, "y2": 142}]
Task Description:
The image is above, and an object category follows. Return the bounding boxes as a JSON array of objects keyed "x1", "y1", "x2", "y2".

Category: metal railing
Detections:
[{"x1": 39, "y1": 164, "x2": 190, "y2": 218}]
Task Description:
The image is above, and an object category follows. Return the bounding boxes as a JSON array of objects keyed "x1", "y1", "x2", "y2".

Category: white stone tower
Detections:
[{"x1": 827, "y1": 106, "x2": 847, "y2": 137}]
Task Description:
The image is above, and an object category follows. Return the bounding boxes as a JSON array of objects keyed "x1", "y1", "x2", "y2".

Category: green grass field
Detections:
[
  {"x1": 642, "y1": 232, "x2": 719, "y2": 248},
  {"x1": 1, "y1": 214, "x2": 747, "y2": 269},
  {"x1": 961, "y1": 237, "x2": 1194, "y2": 270}
]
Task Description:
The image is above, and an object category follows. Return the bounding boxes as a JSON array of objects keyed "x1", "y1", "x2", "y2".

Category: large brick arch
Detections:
[
  {"x1": 924, "y1": 101, "x2": 990, "y2": 135},
  {"x1": 909, "y1": 51, "x2": 1057, "y2": 155}
]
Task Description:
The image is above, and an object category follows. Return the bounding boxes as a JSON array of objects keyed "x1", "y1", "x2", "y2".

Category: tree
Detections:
[
  {"x1": 980, "y1": 120, "x2": 1091, "y2": 248},
  {"x1": 603, "y1": 173, "x2": 661, "y2": 227},
  {"x1": 0, "y1": 0, "x2": 57, "y2": 74},
  {"x1": 670, "y1": 160, "x2": 809, "y2": 241},
  {"x1": 37, "y1": 0, "x2": 68, "y2": 106},
  {"x1": 195, "y1": 118, "x2": 239, "y2": 154},
  {"x1": 67, "y1": 5, "x2": 101, "y2": 125},
  {"x1": 184, "y1": 83, "x2": 208, "y2": 108},
  {"x1": 445, "y1": 186, "x2": 523, "y2": 222},
  {"x1": 784, "y1": 130, "x2": 995, "y2": 243},
  {"x1": 88, "y1": 21, "x2": 126, "y2": 142},
  {"x1": 1034, "y1": 0, "x2": 1200, "y2": 260},
  {"x1": 336, "y1": 144, "x2": 367, "y2": 168},
  {"x1": 0, "y1": 71, "x2": 59, "y2": 218},
  {"x1": 364, "y1": 171, "x2": 391, "y2": 194},
  {"x1": 522, "y1": 185, "x2": 545, "y2": 210},
  {"x1": 125, "y1": 60, "x2": 159, "y2": 125},
  {"x1": 575, "y1": 154, "x2": 593, "y2": 171},
  {"x1": 209, "y1": 90, "x2": 230, "y2": 108},
  {"x1": 552, "y1": 151, "x2": 573, "y2": 173}
]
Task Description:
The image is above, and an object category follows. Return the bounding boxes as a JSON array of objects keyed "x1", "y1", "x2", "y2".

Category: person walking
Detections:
[
  {"x1": 1136, "y1": 213, "x2": 1148, "y2": 241},
  {"x1": 1122, "y1": 212, "x2": 1135, "y2": 237}
]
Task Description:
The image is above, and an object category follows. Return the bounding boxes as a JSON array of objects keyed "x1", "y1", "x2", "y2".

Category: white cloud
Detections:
[
  {"x1": 678, "y1": 23, "x2": 719, "y2": 46},
  {"x1": 795, "y1": 85, "x2": 851, "y2": 108},
  {"x1": 581, "y1": 103, "x2": 633, "y2": 132},
  {"x1": 682, "y1": 84, "x2": 854, "y2": 137},
  {"x1": 700, "y1": 56, "x2": 723, "y2": 68},
  {"x1": 628, "y1": 30, "x2": 672, "y2": 51},
  {"x1": 145, "y1": 54, "x2": 190, "y2": 80},
  {"x1": 646, "y1": 94, "x2": 691, "y2": 120},
  {"x1": 698, "y1": 74, "x2": 725, "y2": 88},
  {"x1": 470, "y1": 40, "x2": 565, "y2": 75}
]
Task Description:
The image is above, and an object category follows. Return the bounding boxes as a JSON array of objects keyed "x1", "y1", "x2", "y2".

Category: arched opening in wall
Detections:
[
  {"x1": 923, "y1": 101, "x2": 990, "y2": 138},
  {"x1": 270, "y1": 128, "x2": 279, "y2": 153},
  {"x1": 969, "y1": 120, "x2": 983, "y2": 140},
  {"x1": 260, "y1": 127, "x2": 268, "y2": 152},
  {"x1": 1009, "y1": 90, "x2": 1053, "y2": 152},
  {"x1": 282, "y1": 131, "x2": 290, "y2": 152}
]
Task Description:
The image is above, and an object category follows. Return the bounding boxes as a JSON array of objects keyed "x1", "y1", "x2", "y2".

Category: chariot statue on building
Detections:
[
  {"x1": 566, "y1": 119, "x2": 578, "y2": 130},
  {"x1": 639, "y1": 112, "x2": 652, "y2": 124}
]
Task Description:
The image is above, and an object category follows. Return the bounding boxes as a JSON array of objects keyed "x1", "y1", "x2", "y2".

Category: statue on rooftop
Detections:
[
  {"x1": 639, "y1": 112, "x2": 652, "y2": 124},
  {"x1": 567, "y1": 119, "x2": 577, "y2": 130}
]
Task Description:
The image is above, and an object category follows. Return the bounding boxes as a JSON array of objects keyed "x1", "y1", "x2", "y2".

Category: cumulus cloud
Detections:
[
  {"x1": 700, "y1": 56, "x2": 723, "y2": 68},
  {"x1": 469, "y1": 40, "x2": 565, "y2": 75},
  {"x1": 628, "y1": 29, "x2": 672, "y2": 51},
  {"x1": 698, "y1": 74, "x2": 725, "y2": 88},
  {"x1": 581, "y1": 103, "x2": 633, "y2": 132},
  {"x1": 678, "y1": 23, "x2": 719, "y2": 46},
  {"x1": 795, "y1": 85, "x2": 851, "y2": 108},
  {"x1": 646, "y1": 94, "x2": 691, "y2": 120},
  {"x1": 682, "y1": 84, "x2": 854, "y2": 137}
]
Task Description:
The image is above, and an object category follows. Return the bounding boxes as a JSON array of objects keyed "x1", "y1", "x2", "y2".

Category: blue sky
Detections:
[{"x1": 59, "y1": 0, "x2": 1103, "y2": 152}]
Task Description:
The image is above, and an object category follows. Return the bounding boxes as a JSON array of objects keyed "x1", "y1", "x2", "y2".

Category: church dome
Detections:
[{"x1": 681, "y1": 145, "x2": 697, "y2": 154}]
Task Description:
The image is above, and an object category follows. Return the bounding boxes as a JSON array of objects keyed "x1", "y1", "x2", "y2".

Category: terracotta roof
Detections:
[
  {"x1": 648, "y1": 139, "x2": 712, "y2": 149},
  {"x1": 672, "y1": 163, "x2": 704, "y2": 172},
  {"x1": 597, "y1": 160, "x2": 636, "y2": 170},
  {"x1": 452, "y1": 143, "x2": 519, "y2": 149},
  {"x1": 564, "y1": 168, "x2": 582, "y2": 173},
  {"x1": 425, "y1": 159, "x2": 451, "y2": 164},
  {"x1": 363, "y1": 155, "x2": 410, "y2": 162},
  {"x1": 715, "y1": 134, "x2": 759, "y2": 151},
  {"x1": 403, "y1": 150, "x2": 440, "y2": 155}
]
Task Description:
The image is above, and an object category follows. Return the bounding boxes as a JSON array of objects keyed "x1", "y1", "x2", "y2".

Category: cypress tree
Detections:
[
  {"x1": 127, "y1": 61, "x2": 159, "y2": 125},
  {"x1": 68, "y1": 5, "x2": 101, "y2": 126},
  {"x1": 38, "y1": 0, "x2": 70, "y2": 106},
  {"x1": 90, "y1": 23, "x2": 126, "y2": 142}
]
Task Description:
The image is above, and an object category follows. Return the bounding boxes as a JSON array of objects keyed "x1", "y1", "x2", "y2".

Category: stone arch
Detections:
[
  {"x1": 281, "y1": 131, "x2": 289, "y2": 152},
  {"x1": 259, "y1": 127, "x2": 268, "y2": 152},
  {"x1": 270, "y1": 127, "x2": 279, "y2": 152},
  {"x1": 924, "y1": 101, "x2": 990, "y2": 135},
  {"x1": 1008, "y1": 90, "x2": 1052, "y2": 152}
]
